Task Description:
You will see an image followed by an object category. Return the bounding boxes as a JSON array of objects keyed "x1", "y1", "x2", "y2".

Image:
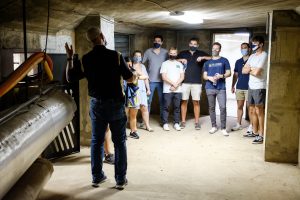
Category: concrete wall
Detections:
[{"x1": 265, "y1": 10, "x2": 300, "y2": 164}]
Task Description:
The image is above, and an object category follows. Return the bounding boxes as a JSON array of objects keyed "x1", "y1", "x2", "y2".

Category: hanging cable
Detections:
[{"x1": 40, "y1": 0, "x2": 50, "y2": 95}]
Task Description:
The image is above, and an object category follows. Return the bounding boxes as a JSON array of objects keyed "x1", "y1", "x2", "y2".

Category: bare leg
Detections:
[
  {"x1": 181, "y1": 100, "x2": 188, "y2": 123},
  {"x1": 193, "y1": 100, "x2": 200, "y2": 124},
  {"x1": 129, "y1": 108, "x2": 138, "y2": 132},
  {"x1": 249, "y1": 105, "x2": 258, "y2": 134},
  {"x1": 140, "y1": 105, "x2": 152, "y2": 130},
  {"x1": 237, "y1": 100, "x2": 245, "y2": 125},
  {"x1": 255, "y1": 105, "x2": 265, "y2": 136}
]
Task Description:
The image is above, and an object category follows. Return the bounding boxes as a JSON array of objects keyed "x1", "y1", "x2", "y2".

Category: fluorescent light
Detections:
[{"x1": 170, "y1": 11, "x2": 203, "y2": 24}]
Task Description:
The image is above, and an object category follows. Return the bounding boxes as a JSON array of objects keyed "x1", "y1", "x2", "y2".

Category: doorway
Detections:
[{"x1": 213, "y1": 33, "x2": 250, "y2": 118}]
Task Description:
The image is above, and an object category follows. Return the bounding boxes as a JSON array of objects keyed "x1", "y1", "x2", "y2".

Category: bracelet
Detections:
[{"x1": 223, "y1": 74, "x2": 225, "y2": 78}]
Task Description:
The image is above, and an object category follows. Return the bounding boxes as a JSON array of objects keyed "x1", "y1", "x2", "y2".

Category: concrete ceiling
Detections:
[{"x1": 0, "y1": 0, "x2": 299, "y2": 33}]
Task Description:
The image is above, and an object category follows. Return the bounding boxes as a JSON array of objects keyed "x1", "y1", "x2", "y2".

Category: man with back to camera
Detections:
[
  {"x1": 142, "y1": 35, "x2": 168, "y2": 125},
  {"x1": 177, "y1": 38, "x2": 211, "y2": 130},
  {"x1": 65, "y1": 27, "x2": 136, "y2": 190},
  {"x1": 242, "y1": 35, "x2": 268, "y2": 144}
]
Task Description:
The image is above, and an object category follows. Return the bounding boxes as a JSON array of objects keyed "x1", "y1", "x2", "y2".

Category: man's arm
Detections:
[
  {"x1": 231, "y1": 72, "x2": 238, "y2": 93},
  {"x1": 65, "y1": 43, "x2": 84, "y2": 82},
  {"x1": 203, "y1": 71, "x2": 216, "y2": 83},
  {"x1": 119, "y1": 53, "x2": 137, "y2": 83}
]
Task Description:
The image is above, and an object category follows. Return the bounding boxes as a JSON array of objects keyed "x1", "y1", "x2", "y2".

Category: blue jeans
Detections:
[
  {"x1": 89, "y1": 98, "x2": 127, "y2": 184},
  {"x1": 148, "y1": 82, "x2": 163, "y2": 121}
]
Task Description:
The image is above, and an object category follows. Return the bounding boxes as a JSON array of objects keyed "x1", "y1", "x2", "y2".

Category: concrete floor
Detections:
[{"x1": 38, "y1": 116, "x2": 300, "y2": 200}]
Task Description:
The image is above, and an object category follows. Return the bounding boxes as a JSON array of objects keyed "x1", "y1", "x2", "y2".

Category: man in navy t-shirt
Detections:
[
  {"x1": 231, "y1": 43, "x2": 252, "y2": 133},
  {"x1": 203, "y1": 42, "x2": 231, "y2": 136}
]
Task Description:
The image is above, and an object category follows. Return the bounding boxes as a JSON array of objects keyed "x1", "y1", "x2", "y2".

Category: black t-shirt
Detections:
[
  {"x1": 69, "y1": 45, "x2": 132, "y2": 101},
  {"x1": 178, "y1": 50, "x2": 209, "y2": 84}
]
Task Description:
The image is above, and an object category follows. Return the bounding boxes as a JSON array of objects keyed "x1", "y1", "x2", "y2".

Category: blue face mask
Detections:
[
  {"x1": 251, "y1": 44, "x2": 259, "y2": 51},
  {"x1": 154, "y1": 43, "x2": 161, "y2": 49},
  {"x1": 133, "y1": 56, "x2": 142, "y2": 63},
  {"x1": 241, "y1": 49, "x2": 249, "y2": 56}
]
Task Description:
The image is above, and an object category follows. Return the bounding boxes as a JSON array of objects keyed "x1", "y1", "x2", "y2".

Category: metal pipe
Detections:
[{"x1": 0, "y1": 90, "x2": 77, "y2": 198}]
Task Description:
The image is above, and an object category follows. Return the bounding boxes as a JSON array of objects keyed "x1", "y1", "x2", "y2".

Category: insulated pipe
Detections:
[
  {"x1": 0, "y1": 90, "x2": 77, "y2": 199},
  {"x1": 2, "y1": 158, "x2": 54, "y2": 200}
]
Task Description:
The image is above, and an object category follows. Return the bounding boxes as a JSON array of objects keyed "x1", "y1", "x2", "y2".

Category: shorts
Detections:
[
  {"x1": 248, "y1": 89, "x2": 266, "y2": 106},
  {"x1": 236, "y1": 89, "x2": 248, "y2": 101},
  {"x1": 181, "y1": 83, "x2": 202, "y2": 101}
]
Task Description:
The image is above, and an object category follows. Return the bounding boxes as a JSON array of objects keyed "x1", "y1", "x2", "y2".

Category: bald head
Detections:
[{"x1": 86, "y1": 27, "x2": 106, "y2": 45}]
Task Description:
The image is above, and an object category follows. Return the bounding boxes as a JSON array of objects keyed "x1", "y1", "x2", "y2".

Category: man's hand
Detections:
[
  {"x1": 242, "y1": 64, "x2": 251, "y2": 74},
  {"x1": 208, "y1": 76, "x2": 216, "y2": 84},
  {"x1": 231, "y1": 87, "x2": 235, "y2": 94},
  {"x1": 178, "y1": 59, "x2": 187, "y2": 65},
  {"x1": 146, "y1": 90, "x2": 151, "y2": 96},
  {"x1": 170, "y1": 86, "x2": 176, "y2": 92},
  {"x1": 65, "y1": 43, "x2": 73, "y2": 59}
]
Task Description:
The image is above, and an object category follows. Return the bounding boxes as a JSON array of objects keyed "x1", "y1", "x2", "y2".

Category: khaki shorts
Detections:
[
  {"x1": 236, "y1": 89, "x2": 248, "y2": 101},
  {"x1": 181, "y1": 83, "x2": 202, "y2": 101}
]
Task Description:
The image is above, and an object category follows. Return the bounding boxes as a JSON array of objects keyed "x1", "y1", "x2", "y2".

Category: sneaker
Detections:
[
  {"x1": 195, "y1": 123, "x2": 201, "y2": 130},
  {"x1": 174, "y1": 123, "x2": 181, "y2": 131},
  {"x1": 180, "y1": 122, "x2": 186, "y2": 129},
  {"x1": 243, "y1": 132, "x2": 257, "y2": 137},
  {"x1": 115, "y1": 179, "x2": 128, "y2": 190},
  {"x1": 252, "y1": 135, "x2": 264, "y2": 144},
  {"x1": 221, "y1": 129, "x2": 229, "y2": 136},
  {"x1": 209, "y1": 127, "x2": 218, "y2": 134},
  {"x1": 163, "y1": 124, "x2": 170, "y2": 131},
  {"x1": 231, "y1": 123, "x2": 242, "y2": 131},
  {"x1": 104, "y1": 153, "x2": 115, "y2": 165},
  {"x1": 92, "y1": 175, "x2": 107, "y2": 187},
  {"x1": 247, "y1": 125, "x2": 253, "y2": 134},
  {"x1": 129, "y1": 131, "x2": 139, "y2": 139}
]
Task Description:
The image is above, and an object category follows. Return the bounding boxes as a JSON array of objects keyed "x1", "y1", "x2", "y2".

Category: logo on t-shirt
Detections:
[{"x1": 208, "y1": 63, "x2": 222, "y2": 68}]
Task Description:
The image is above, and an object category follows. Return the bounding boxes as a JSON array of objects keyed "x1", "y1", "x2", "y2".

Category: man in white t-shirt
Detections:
[
  {"x1": 242, "y1": 35, "x2": 268, "y2": 144},
  {"x1": 160, "y1": 47, "x2": 185, "y2": 131}
]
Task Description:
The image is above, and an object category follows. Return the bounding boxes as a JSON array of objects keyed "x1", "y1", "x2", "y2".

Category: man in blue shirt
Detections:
[
  {"x1": 203, "y1": 42, "x2": 231, "y2": 136},
  {"x1": 231, "y1": 43, "x2": 252, "y2": 133}
]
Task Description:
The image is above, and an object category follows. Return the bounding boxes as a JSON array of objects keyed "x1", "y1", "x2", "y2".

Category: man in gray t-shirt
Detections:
[
  {"x1": 143, "y1": 35, "x2": 168, "y2": 123},
  {"x1": 242, "y1": 35, "x2": 268, "y2": 145}
]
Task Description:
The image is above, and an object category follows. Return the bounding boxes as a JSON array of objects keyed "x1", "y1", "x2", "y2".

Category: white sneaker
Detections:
[
  {"x1": 163, "y1": 124, "x2": 170, "y2": 131},
  {"x1": 174, "y1": 123, "x2": 181, "y2": 131},
  {"x1": 231, "y1": 123, "x2": 242, "y2": 131},
  {"x1": 209, "y1": 127, "x2": 218, "y2": 134},
  {"x1": 247, "y1": 124, "x2": 253, "y2": 133},
  {"x1": 221, "y1": 129, "x2": 229, "y2": 136}
]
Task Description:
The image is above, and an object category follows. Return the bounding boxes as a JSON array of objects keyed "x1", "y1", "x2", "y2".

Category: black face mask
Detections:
[
  {"x1": 189, "y1": 46, "x2": 198, "y2": 52},
  {"x1": 169, "y1": 55, "x2": 177, "y2": 60}
]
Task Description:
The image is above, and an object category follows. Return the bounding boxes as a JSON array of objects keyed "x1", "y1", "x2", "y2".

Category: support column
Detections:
[
  {"x1": 75, "y1": 15, "x2": 115, "y2": 146},
  {"x1": 265, "y1": 10, "x2": 300, "y2": 163}
]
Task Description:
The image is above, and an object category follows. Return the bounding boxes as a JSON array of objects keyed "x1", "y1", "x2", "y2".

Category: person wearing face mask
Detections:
[
  {"x1": 142, "y1": 35, "x2": 168, "y2": 125},
  {"x1": 231, "y1": 43, "x2": 253, "y2": 133},
  {"x1": 203, "y1": 42, "x2": 231, "y2": 136},
  {"x1": 177, "y1": 38, "x2": 211, "y2": 130},
  {"x1": 160, "y1": 47, "x2": 185, "y2": 131},
  {"x1": 65, "y1": 27, "x2": 136, "y2": 190},
  {"x1": 242, "y1": 36, "x2": 268, "y2": 144},
  {"x1": 126, "y1": 50, "x2": 153, "y2": 139}
]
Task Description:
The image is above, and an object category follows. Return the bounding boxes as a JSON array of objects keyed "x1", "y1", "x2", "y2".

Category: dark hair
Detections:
[
  {"x1": 252, "y1": 35, "x2": 265, "y2": 46},
  {"x1": 241, "y1": 42, "x2": 250, "y2": 48},
  {"x1": 154, "y1": 35, "x2": 164, "y2": 42},
  {"x1": 212, "y1": 42, "x2": 222, "y2": 49},
  {"x1": 133, "y1": 50, "x2": 142, "y2": 56},
  {"x1": 189, "y1": 37, "x2": 199, "y2": 44}
]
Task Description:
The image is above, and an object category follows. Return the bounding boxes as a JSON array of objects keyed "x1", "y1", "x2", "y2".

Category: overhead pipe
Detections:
[{"x1": 0, "y1": 89, "x2": 77, "y2": 198}]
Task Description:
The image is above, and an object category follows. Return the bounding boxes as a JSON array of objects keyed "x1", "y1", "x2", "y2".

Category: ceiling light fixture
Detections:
[{"x1": 170, "y1": 11, "x2": 203, "y2": 24}]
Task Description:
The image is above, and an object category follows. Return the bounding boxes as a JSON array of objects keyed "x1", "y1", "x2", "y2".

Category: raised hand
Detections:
[{"x1": 65, "y1": 42, "x2": 73, "y2": 59}]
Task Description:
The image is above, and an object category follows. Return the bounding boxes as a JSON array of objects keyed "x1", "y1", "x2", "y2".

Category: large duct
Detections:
[{"x1": 0, "y1": 90, "x2": 77, "y2": 198}]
